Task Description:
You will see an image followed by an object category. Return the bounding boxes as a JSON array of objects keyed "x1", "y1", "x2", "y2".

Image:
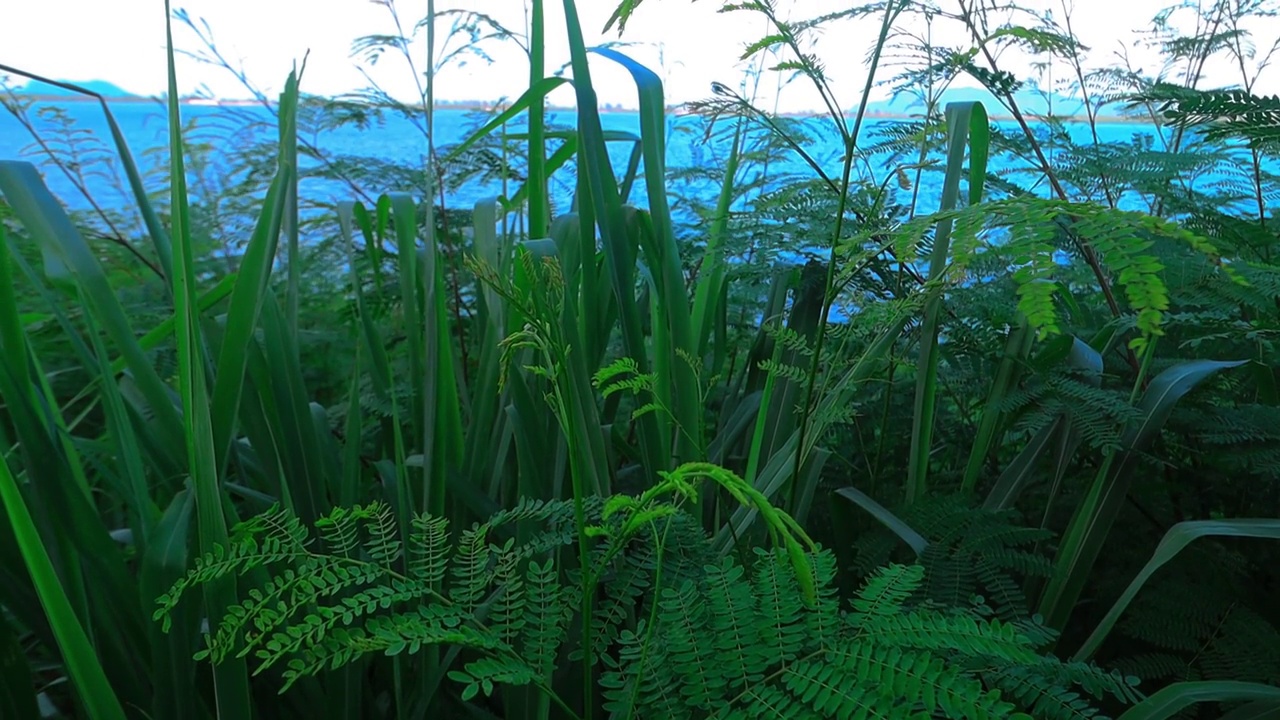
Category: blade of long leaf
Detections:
[
  {"x1": 280, "y1": 70, "x2": 301, "y2": 326},
  {"x1": 691, "y1": 121, "x2": 742, "y2": 364},
  {"x1": 593, "y1": 46, "x2": 701, "y2": 463},
  {"x1": 139, "y1": 489, "x2": 202, "y2": 720},
  {"x1": 0, "y1": 64, "x2": 175, "y2": 282},
  {"x1": 256, "y1": 294, "x2": 329, "y2": 527},
  {"x1": 81, "y1": 288, "x2": 160, "y2": 544},
  {"x1": 0, "y1": 162, "x2": 183, "y2": 446},
  {"x1": 961, "y1": 317, "x2": 1032, "y2": 492},
  {"x1": 835, "y1": 487, "x2": 929, "y2": 556},
  {"x1": 0, "y1": 600, "x2": 39, "y2": 720},
  {"x1": 1218, "y1": 700, "x2": 1280, "y2": 720},
  {"x1": 0, "y1": 226, "x2": 151, "y2": 707},
  {"x1": 527, "y1": 0, "x2": 548, "y2": 238},
  {"x1": 109, "y1": 273, "x2": 236, "y2": 376},
  {"x1": 906, "y1": 101, "x2": 987, "y2": 504},
  {"x1": 0, "y1": 454, "x2": 126, "y2": 720},
  {"x1": 441, "y1": 78, "x2": 569, "y2": 166},
  {"x1": 1039, "y1": 358, "x2": 1248, "y2": 630},
  {"x1": 559, "y1": 4, "x2": 666, "y2": 484},
  {"x1": 464, "y1": 199, "x2": 513, "y2": 498},
  {"x1": 1073, "y1": 519, "x2": 1280, "y2": 661},
  {"x1": 417, "y1": 193, "x2": 463, "y2": 519},
  {"x1": 716, "y1": 313, "x2": 908, "y2": 551},
  {"x1": 1117, "y1": 682, "x2": 1280, "y2": 720},
  {"x1": 208, "y1": 151, "x2": 291, "y2": 473},
  {"x1": 984, "y1": 336, "x2": 1101, "y2": 509},
  {"x1": 163, "y1": 3, "x2": 250, "y2": 713}
]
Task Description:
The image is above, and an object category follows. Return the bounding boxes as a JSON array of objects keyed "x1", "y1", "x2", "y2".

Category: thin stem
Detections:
[{"x1": 791, "y1": 0, "x2": 904, "y2": 497}]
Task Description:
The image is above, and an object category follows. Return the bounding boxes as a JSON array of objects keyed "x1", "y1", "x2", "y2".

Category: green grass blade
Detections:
[
  {"x1": 1218, "y1": 700, "x2": 1280, "y2": 720},
  {"x1": 0, "y1": 610, "x2": 39, "y2": 720},
  {"x1": 341, "y1": 203, "x2": 412, "y2": 521},
  {"x1": 418, "y1": 193, "x2": 463, "y2": 519},
  {"x1": 527, "y1": 0, "x2": 548, "y2": 238},
  {"x1": 256, "y1": 293, "x2": 328, "y2": 527},
  {"x1": 441, "y1": 78, "x2": 569, "y2": 167},
  {"x1": 0, "y1": 453, "x2": 127, "y2": 720},
  {"x1": 81, "y1": 287, "x2": 160, "y2": 544},
  {"x1": 280, "y1": 70, "x2": 302, "y2": 326},
  {"x1": 0, "y1": 65, "x2": 174, "y2": 282},
  {"x1": 0, "y1": 227, "x2": 151, "y2": 708},
  {"x1": 983, "y1": 336, "x2": 1101, "y2": 509},
  {"x1": 960, "y1": 317, "x2": 1032, "y2": 492},
  {"x1": 502, "y1": 136, "x2": 578, "y2": 214},
  {"x1": 982, "y1": 419, "x2": 1062, "y2": 510},
  {"x1": 690, "y1": 122, "x2": 742, "y2": 363},
  {"x1": 388, "y1": 193, "x2": 426, "y2": 483},
  {"x1": 559, "y1": 3, "x2": 666, "y2": 483},
  {"x1": 906, "y1": 101, "x2": 987, "y2": 504},
  {"x1": 1117, "y1": 682, "x2": 1280, "y2": 720},
  {"x1": 208, "y1": 150, "x2": 291, "y2": 474},
  {"x1": 716, "y1": 313, "x2": 908, "y2": 551},
  {"x1": 593, "y1": 47, "x2": 701, "y2": 462},
  {"x1": 109, "y1": 273, "x2": 236, "y2": 377},
  {"x1": 1121, "y1": 359, "x2": 1249, "y2": 452},
  {"x1": 139, "y1": 489, "x2": 203, "y2": 720},
  {"x1": 339, "y1": 202, "x2": 395, "y2": 404},
  {"x1": 1039, "y1": 358, "x2": 1248, "y2": 630},
  {"x1": 339, "y1": 341, "x2": 366, "y2": 509},
  {"x1": 834, "y1": 487, "x2": 929, "y2": 556},
  {"x1": 162, "y1": 3, "x2": 251, "y2": 713},
  {"x1": 1073, "y1": 519, "x2": 1280, "y2": 662},
  {"x1": 0, "y1": 162, "x2": 184, "y2": 446},
  {"x1": 464, "y1": 200, "x2": 513, "y2": 499}
]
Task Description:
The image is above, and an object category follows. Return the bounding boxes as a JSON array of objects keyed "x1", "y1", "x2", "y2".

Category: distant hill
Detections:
[
  {"x1": 865, "y1": 84, "x2": 1126, "y2": 119},
  {"x1": 14, "y1": 79, "x2": 141, "y2": 98}
]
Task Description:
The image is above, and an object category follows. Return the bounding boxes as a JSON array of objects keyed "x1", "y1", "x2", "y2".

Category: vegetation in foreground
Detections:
[{"x1": 0, "y1": 0, "x2": 1278, "y2": 718}]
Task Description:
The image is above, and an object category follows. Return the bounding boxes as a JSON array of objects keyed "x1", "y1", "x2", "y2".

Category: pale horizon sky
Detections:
[{"x1": 3, "y1": 0, "x2": 1278, "y2": 114}]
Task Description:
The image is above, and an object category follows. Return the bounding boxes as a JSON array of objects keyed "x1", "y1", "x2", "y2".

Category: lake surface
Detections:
[{"x1": 0, "y1": 100, "x2": 1185, "y2": 220}]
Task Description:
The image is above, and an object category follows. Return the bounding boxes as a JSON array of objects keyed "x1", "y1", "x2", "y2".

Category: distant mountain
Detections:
[
  {"x1": 14, "y1": 79, "x2": 140, "y2": 98},
  {"x1": 865, "y1": 84, "x2": 1125, "y2": 119}
]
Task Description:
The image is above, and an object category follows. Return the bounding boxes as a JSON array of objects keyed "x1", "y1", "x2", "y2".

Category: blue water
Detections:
[{"x1": 0, "y1": 100, "x2": 1186, "y2": 222}]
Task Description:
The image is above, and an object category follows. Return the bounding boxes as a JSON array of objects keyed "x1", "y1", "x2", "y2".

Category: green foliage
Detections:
[
  {"x1": 3, "y1": 0, "x2": 1280, "y2": 717},
  {"x1": 156, "y1": 496, "x2": 1129, "y2": 719}
]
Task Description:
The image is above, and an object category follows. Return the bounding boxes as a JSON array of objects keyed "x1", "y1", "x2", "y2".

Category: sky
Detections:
[{"x1": 2, "y1": 0, "x2": 1278, "y2": 114}]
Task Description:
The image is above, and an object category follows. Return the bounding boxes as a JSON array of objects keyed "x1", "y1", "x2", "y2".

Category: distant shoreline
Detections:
[{"x1": 12, "y1": 94, "x2": 1153, "y2": 124}]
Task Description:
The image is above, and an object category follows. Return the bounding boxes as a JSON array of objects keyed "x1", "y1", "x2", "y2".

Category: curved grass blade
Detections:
[
  {"x1": 1039, "y1": 358, "x2": 1248, "y2": 631},
  {"x1": 139, "y1": 489, "x2": 202, "y2": 720},
  {"x1": 208, "y1": 148, "x2": 292, "y2": 474},
  {"x1": 0, "y1": 64, "x2": 174, "y2": 282},
  {"x1": 163, "y1": 2, "x2": 250, "y2": 713},
  {"x1": 441, "y1": 77, "x2": 569, "y2": 166},
  {"x1": 0, "y1": 162, "x2": 184, "y2": 447},
  {"x1": 559, "y1": 6, "x2": 667, "y2": 485},
  {"x1": 109, "y1": 273, "x2": 236, "y2": 377},
  {"x1": 592, "y1": 46, "x2": 701, "y2": 462},
  {"x1": 983, "y1": 336, "x2": 1101, "y2": 510},
  {"x1": 0, "y1": 454, "x2": 126, "y2": 720},
  {"x1": 1117, "y1": 681, "x2": 1280, "y2": 720},
  {"x1": 1218, "y1": 700, "x2": 1280, "y2": 720},
  {"x1": 835, "y1": 487, "x2": 929, "y2": 556},
  {"x1": 906, "y1": 101, "x2": 988, "y2": 504},
  {"x1": 1073, "y1": 519, "x2": 1280, "y2": 662},
  {"x1": 0, "y1": 609, "x2": 38, "y2": 720},
  {"x1": 961, "y1": 317, "x2": 1032, "y2": 493}
]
